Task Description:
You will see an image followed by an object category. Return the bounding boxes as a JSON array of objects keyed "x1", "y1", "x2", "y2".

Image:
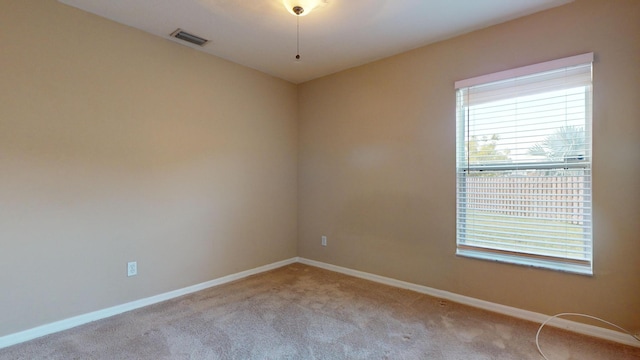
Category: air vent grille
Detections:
[{"x1": 170, "y1": 29, "x2": 209, "y2": 47}]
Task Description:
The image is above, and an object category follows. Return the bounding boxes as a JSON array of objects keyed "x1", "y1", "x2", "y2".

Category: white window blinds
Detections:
[{"x1": 455, "y1": 53, "x2": 593, "y2": 275}]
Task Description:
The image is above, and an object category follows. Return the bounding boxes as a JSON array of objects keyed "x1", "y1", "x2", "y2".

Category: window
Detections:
[{"x1": 455, "y1": 53, "x2": 593, "y2": 275}]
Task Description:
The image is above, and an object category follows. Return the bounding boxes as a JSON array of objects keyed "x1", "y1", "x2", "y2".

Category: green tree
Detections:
[
  {"x1": 466, "y1": 134, "x2": 510, "y2": 165},
  {"x1": 528, "y1": 126, "x2": 586, "y2": 161}
]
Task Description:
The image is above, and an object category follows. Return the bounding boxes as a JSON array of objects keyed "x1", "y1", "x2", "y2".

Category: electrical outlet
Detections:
[
  {"x1": 127, "y1": 261, "x2": 137, "y2": 277},
  {"x1": 321, "y1": 236, "x2": 327, "y2": 246}
]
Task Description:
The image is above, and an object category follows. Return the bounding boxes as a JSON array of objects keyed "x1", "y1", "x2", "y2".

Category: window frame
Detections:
[{"x1": 455, "y1": 53, "x2": 594, "y2": 275}]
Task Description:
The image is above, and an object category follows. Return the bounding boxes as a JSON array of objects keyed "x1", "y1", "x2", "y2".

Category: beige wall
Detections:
[
  {"x1": 298, "y1": 0, "x2": 640, "y2": 331},
  {"x1": 0, "y1": 0, "x2": 297, "y2": 336},
  {"x1": 2, "y1": 0, "x2": 639, "y2": 340}
]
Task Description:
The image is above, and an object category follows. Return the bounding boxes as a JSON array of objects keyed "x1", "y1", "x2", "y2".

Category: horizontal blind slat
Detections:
[{"x1": 460, "y1": 239, "x2": 590, "y2": 257}]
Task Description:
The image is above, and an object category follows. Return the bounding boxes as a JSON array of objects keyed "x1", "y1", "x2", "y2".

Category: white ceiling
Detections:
[{"x1": 58, "y1": 0, "x2": 573, "y2": 84}]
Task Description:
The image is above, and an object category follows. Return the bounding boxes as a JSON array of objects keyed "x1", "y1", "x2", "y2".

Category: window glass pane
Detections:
[
  {"x1": 455, "y1": 55, "x2": 592, "y2": 274},
  {"x1": 464, "y1": 87, "x2": 588, "y2": 166},
  {"x1": 459, "y1": 169, "x2": 591, "y2": 260}
]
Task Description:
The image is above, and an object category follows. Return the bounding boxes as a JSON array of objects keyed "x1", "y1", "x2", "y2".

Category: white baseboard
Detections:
[
  {"x1": 2, "y1": 256, "x2": 637, "y2": 350},
  {"x1": 297, "y1": 257, "x2": 640, "y2": 348},
  {"x1": 0, "y1": 257, "x2": 297, "y2": 349}
]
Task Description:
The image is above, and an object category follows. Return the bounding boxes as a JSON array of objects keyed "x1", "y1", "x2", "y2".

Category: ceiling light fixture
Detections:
[
  {"x1": 283, "y1": 0, "x2": 322, "y2": 17},
  {"x1": 284, "y1": 0, "x2": 325, "y2": 61}
]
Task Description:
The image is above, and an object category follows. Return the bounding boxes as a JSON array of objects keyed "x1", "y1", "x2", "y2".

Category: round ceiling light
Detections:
[{"x1": 283, "y1": 0, "x2": 324, "y2": 16}]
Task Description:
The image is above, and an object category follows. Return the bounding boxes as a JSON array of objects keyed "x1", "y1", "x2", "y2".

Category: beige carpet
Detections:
[{"x1": 1, "y1": 263, "x2": 639, "y2": 359}]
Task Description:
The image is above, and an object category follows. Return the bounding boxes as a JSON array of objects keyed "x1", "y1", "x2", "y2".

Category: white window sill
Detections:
[{"x1": 456, "y1": 248, "x2": 593, "y2": 276}]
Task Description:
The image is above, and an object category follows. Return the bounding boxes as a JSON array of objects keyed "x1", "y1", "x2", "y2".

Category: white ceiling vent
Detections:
[{"x1": 170, "y1": 29, "x2": 209, "y2": 47}]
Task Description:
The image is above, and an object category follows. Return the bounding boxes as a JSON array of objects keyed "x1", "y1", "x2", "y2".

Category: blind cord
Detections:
[
  {"x1": 536, "y1": 312, "x2": 640, "y2": 359},
  {"x1": 466, "y1": 90, "x2": 470, "y2": 173}
]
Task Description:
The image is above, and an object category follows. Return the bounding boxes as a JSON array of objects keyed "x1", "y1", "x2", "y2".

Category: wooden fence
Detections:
[{"x1": 464, "y1": 175, "x2": 588, "y2": 224}]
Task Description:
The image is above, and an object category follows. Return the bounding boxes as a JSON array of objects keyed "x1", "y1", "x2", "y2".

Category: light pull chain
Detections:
[
  {"x1": 293, "y1": 5, "x2": 304, "y2": 61},
  {"x1": 296, "y1": 14, "x2": 300, "y2": 60}
]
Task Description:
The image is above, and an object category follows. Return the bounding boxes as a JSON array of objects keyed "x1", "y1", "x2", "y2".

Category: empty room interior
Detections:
[{"x1": 1, "y1": 0, "x2": 639, "y2": 358}]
